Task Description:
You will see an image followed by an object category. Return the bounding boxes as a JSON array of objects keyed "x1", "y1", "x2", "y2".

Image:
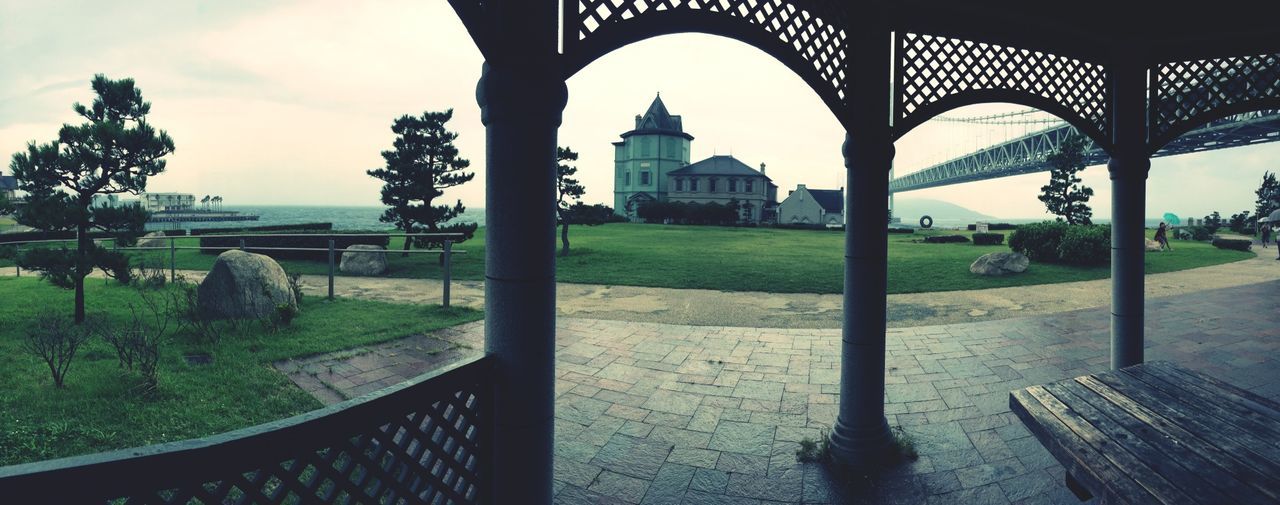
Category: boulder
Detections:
[
  {"x1": 138, "y1": 231, "x2": 169, "y2": 248},
  {"x1": 1146, "y1": 239, "x2": 1162, "y2": 252},
  {"x1": 198, "y1": 250, "x2": 298, "y2": 319},
  {"x1": 340, "y1": 244, "x2": 388, "y2": 276},
  {"x1": 970, "y1": 252, "x2": 1029, "y2": 276}
]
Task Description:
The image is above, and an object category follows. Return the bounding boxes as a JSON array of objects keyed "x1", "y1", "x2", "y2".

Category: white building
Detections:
[
  {"x1": 142, "y1": 193, "x2": 195, "y2": 212},
  {"x1": 776, "y1": 184, "x2": 844, "y2": 227}
]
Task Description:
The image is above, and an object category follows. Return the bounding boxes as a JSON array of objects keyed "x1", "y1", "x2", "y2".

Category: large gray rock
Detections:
[
  {"x1": 198, "y1": 250, "x2": 298, "y2": 319},
  {"x1": 137, "y1": 231, "x2": 169, "y2": 248},
  {"x1": 970, "y1": 252, "x2": 1029, "y2": 276},
  {"x1": 1146, "y1": 239, "x2": 1162, "y2": 252},
  {"x1": 340, "y1": 244, "x2": 388, "y2": 276}
]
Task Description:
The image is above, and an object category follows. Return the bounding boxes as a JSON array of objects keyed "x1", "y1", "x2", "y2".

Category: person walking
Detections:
[
  {"x1": 1154, "y1": 222, "x2": 1172, "y2": 251},
  {"x1": 1262, "y1": 223, "x2": 1272, "y2": 249}
]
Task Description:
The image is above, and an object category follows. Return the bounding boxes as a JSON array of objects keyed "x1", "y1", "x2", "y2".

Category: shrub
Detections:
[
  {"x1": 1211, "y1": 237, "x2": 1252, "y2": 251},
  {"x1": 967, "y1": 223, "x2": 1018, "y2": 231},
  {"x1": 172, "y1": 282, "x2": 222, "y2": 345},
  {"x1": 198, "y1": 231, "x2": 390, "y2": 261},
  {"x1": 120, "y1": 291, "x2": 175, "y2": 395},
  {"x1": 972, "y1": 233, "x2": 1005, "y2": 246},
  {"x1": 23, "y1": 311, "x2": 95, "y2": 388},
  {"x1": 275, "y1": 303, "x2": 299, "y2": 326},
  {"x1": 1057, "y1": 224, "x2": 1111, "y2": 266},
  {"x1": 1009, "y1": 220, "x2": 1068, "y2": 261},
  {"x1": 286, "y1": 271, "x2": 304, "y2": 305},
  {"x1": 923, "y1": 235, "x2": 969, "y2": 244},
  {"x1": 131, "y1": 260, "x2": 167, "y2": 289},
  {"x1": 1183, "y1": 226, "x2": 1213, "y2": 241},
  {"x1": 887, "y1": 228, "x2": 914, "y2": 234},
  {"x1": 0, "y1": 244, "x2": 16, "y2": 260}
]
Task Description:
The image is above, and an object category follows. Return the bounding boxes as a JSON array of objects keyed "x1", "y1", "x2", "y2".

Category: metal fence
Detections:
[
  {"x1": 0, "y1": 355, "x2": 492, "y2": 504},
  {"x1": 3, "y1": 232, "x2": 465, "y2": 308}
]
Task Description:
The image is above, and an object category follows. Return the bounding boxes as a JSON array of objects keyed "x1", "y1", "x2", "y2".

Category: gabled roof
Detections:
[
  {"x1": 620, "y1": 94, "x2": 694, "y2": 141},
  {"x1": 806, "y1": 188, "x2": 844, "y2": 213},
  {"x1": 0, "y1": 176, "x2": 16, "y2": 191},
  {"x1": 667, "y1": 155, "x2": 773, "y2": 182}
]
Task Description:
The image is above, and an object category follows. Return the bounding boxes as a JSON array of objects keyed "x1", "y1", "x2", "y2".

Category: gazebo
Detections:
[
  {"x1": 1, "y1": 1, "x2": 1277, "y2": 503},
  {"x1": 453, "y1": 1, "x2": 1279, "y2": 502}
]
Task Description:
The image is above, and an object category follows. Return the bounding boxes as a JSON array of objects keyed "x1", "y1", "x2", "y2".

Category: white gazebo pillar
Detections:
[
  {"x1": 475, "y1": 1, "x2": 564, "y2": 503},
  {"x1": 1107, "y1": 54, "x2": 1151, "y2": 369}
]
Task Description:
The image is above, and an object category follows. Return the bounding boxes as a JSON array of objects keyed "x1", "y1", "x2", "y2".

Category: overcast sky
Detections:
[{"x1": 3, "y1": 0, "x2": 1277, "y2": 220}]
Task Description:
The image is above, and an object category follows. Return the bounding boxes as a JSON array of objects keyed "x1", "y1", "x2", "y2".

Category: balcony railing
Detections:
[{"x1": 0, "y1": 355, "x2": 492, "y2": 504}]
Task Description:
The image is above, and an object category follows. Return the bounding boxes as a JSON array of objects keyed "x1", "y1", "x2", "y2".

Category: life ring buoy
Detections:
[{"x1": 919, "y1": 215, "x2": 933, "y2": 229}]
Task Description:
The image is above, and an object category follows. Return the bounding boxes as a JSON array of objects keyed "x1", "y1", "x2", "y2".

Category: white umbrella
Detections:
[{"x1": 1270, "y1": 209, "x2": 1280, "y2": 222}]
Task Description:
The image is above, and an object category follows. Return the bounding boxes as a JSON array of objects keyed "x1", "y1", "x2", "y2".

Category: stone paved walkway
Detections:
[{"x1": 276, "y1": 280, "x2": 1280, "y2": 504}]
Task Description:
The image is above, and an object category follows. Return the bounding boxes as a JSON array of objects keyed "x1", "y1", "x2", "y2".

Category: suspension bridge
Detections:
[{"x1": 888, "y1": 109, "x2": 1280, "y2": 193}]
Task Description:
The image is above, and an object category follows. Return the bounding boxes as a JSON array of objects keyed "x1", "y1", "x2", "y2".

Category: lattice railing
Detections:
[
  {"x1": 0, "y1": 356, "x2": 492, "y2": 505},
  {"x1": 896, "y1": 32, "x2": 1108, "y2": 139},
  {"x1": 1152, "y1": 53, "x2": 1280, "y2": 145},
  {"x1": 570, "y1": 0, "x2": 848, "y2": 101}
]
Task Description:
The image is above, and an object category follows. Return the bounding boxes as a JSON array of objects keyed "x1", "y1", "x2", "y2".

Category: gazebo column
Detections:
[
  {"x1": 475, "y1": 2, "x2": 564, "y2": 503},
  {"x1": 828, "y1": 12, "x2": 894, "y2": 465},
  {"x1": 1107, "y1": 57, "x2": 1151, "y2": 369}
]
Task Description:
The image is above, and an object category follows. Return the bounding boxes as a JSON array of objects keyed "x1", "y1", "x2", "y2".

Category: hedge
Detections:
[
  {"x1": 923, "y1": 235, "x2": 969, "y2": 243},
  {"x1": 887, "y1": 228, "x2": 914, "y2": 234},
  {"x1": 1180, "y1": 226, "x2": 1213, "y2": 241},
  {"x1": 1211, "y1": 237, "x2": 1252, "y2": 251},
  {"x1": 967, "y1": 223, "x2": 1018, "y2": 231},
  {"x1": 0, "y1": 230, "x2": 117, "y2": 245},
  {"x1": 972, "y1": 232, "x2": 1004, "y2": 246},
  {"x1": 189, "y1": 222, "x2": 334, "y2": 236},
  {"x1": 198, "y1": 230, "x2": 389, "y2": 261},
  {"x1": 1057, "y1": 224, "x2": 1111, "y2": 266},
  {"x1": 1008, "y1": 221, "x2": 1068, "y2": 261}
]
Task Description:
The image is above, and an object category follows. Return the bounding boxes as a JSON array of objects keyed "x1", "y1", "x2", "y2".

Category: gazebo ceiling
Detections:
[{"x1": 888, "y1": 0, "x2": 1280, "y2": 63}]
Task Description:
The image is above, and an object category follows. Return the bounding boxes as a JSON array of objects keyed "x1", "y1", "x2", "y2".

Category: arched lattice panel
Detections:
[
  {"x1": 565, "y1": 0, "x2": 849, "y2": 111},
  {"x1": 1152, "y1": 53, "x2": 1280, "y2": 149},
  {"x1": 894, "y1": 32, "x2": 1109, "y2": 145}
]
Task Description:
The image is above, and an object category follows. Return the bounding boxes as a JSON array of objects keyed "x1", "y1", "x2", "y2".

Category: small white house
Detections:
[{"x1": 777, "y1": 184, "x2": 844, "y2": 227}]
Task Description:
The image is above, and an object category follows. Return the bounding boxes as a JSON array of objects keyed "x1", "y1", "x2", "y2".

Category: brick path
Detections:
[{"x1": 276, "y1": 280, "x2": 1280, "y2": 504}]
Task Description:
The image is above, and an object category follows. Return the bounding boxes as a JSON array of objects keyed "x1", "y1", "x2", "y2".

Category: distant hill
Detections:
[{"x1": 892, "y1": 198, "x2": 994, "y2": 222}]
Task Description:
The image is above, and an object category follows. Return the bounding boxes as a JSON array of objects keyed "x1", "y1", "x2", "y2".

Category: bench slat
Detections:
[
  {"x1": 1052, "y1": 380, "x2": 1272, "y2": 505},
  {"x1": 1149, "y1": 362, "x2": 1280, "y2": 421},
  {"x1": 1067, "y1": 377, "x2": 1280, "y2": 503},
  {"x1": 1089, "y1": 372, "x2": 1280, "y2": 469},
  {"x1": 1116, "y1": 368, "x2": 1280, "y2": 459},
  {"x1": 1012, "y1": 362, "x2": 1280, "y2": 505},
  {"x1": 1009, "y1": 387, "x2": 1152, "y2": 504},
  {"x1": 1018, "y1": 386, "x2": 1187, "y2": 503}
]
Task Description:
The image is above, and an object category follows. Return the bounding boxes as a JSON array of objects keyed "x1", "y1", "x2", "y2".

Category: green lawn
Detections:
[
  {"x1": 0, "y1": 276, "x2": 482, "y2": 466},
  {"x1": 4, "y1": 223, "x2": 1256, "y2": 294}
]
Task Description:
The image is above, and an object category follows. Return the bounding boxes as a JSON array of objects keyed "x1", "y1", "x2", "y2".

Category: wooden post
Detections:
[
  {"x1": 327, "y1": 238, "x2": 335, "y2": 301},
  {"x1": 442, "y1": 240, "x2": 453, "y2": 308}
]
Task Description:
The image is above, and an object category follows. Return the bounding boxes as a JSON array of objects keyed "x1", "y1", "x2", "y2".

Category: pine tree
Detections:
[
  {"x1": 1037, "y1": 133, "x2": 1094, "y2": 225},
  {"x1": 556, "y1": 146, "x2": 586, "y2": 257},
  {"x1": 9, "y1": 75, "x2": 172, "y2": 323},
  {"x1": 1255, "y1": 171, "x2": 1280, "y2": 220},
  {"x1": 367, "y1": 109, "x2": 476, "y2": 258}
]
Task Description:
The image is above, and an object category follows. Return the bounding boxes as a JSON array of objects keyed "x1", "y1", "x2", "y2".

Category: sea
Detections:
[{"x1": 144, "y1": 206, "x2": 485, "y2": 232}]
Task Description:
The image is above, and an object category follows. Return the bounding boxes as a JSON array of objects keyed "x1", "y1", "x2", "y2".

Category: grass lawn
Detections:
[
  {"x1": 4, "y1": 223, "x2": 1256, "y2": 294},
  {"x1": 0, "y1": 276, "x2": 482, "y2": 466},
  {"x1": 117, "y1": 223, "x2": 1254, "y2": 294}
]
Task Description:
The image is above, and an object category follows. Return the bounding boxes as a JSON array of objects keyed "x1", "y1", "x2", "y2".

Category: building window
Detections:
[
  {"x1": 676, "y1": 179, "x2": 684, "y2": 191},
  {"x1": 641, "y1": 171, "x2": 651, "y2": 185},
  {"x1": 691, "y1": 178, "x2": 699, "y2": 191},
  {"x1": 745, "y1": 179, "x2": 753, "y2": 192},
  {"x1": 709, "y1": 179, "x2": 717, "y2": 192},
  {"x1": 625, "y1": 172, "x2": 630, "y2": 185}
]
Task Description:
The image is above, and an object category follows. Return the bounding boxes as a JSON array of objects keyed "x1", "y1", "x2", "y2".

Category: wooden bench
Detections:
[{"x1": 1009, "y1": 360, "x2": 1280, "y2": 505}]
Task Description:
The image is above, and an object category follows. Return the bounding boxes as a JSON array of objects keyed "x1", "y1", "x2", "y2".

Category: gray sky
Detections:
[{"x1": 3, "y1": 0, "x2": 1277, "y2": 220}]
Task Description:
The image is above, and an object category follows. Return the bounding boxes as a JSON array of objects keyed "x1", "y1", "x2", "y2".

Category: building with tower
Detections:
[
  {"x1": 613, "y1": 94, "x2": 693, "y2": 218},
  {"x1": 613, "y1": 94, "x2": 777, "y2": 223}
]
